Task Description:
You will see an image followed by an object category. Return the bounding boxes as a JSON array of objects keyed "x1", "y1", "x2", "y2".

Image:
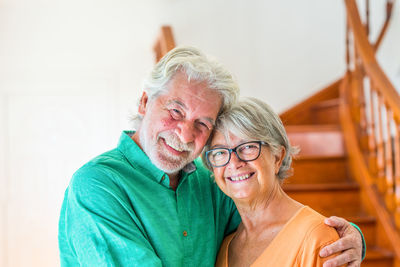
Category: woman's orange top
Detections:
[{"x1": 215, "y1": 206, "x2": 345, "y2": 267}]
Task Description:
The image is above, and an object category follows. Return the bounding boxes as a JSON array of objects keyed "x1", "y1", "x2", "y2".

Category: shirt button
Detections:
[{"x1": 183, "y1": 231, "x2": 188, "y2": 237}]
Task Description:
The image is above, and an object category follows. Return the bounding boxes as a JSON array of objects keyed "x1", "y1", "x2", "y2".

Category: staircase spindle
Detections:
[
  {"x1": 365, "y1": 0, "x2": 370, "y2": 36},
  {"x1": 395, "y1": 122, "x2": 400, "y2": 228},
  {"x1": 358, "y1": 71, "x2": 370, "y2": 152},
  {"x1": 367, "y1": 85, "x2": 378, "y2": 177},
  {"x1": 346, "y1": 22, "x2": 351, "y2": 72},
  {"x1": 350, "y1": 67, "x2": 362, "y2": 124},
  {"x1": 348, "y1": 28, "x2": 356, "y2": 72},
  {"x1": 376, "y1": 92, "x2": 387, "y2": 193},
  {"x1": 396, "y1": 185, "x2": 400, "y2": 229},
  {"x1": 385, "y1": 108, "x2": 395, "y2": 211}
]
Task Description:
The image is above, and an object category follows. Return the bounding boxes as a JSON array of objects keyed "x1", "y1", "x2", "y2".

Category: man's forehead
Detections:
[
  {"x1": 166, "y1": 99, "x2": 186, "y2": 109},
  {"x1": 165, "y1": 97, "x2": 219, "y2": 123},
  {"x1": 167, "y1": 73, "x2": 220, "y2": 100}
]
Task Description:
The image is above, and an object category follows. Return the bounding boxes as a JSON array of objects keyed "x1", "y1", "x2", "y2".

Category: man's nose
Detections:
[{"x1": 176, "y1": 121, "x2": 195, "y2": 144}]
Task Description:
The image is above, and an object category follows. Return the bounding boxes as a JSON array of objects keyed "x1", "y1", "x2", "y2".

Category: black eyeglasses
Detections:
[{"x1": 205, "y1": 141, "x2": 267, "y2": 168}]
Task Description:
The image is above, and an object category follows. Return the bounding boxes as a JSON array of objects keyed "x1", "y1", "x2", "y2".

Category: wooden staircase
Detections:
[
  {"x1": 281, "y1": 85, "x2": 395, "y2": 266},
  {"x1": 280, "y1": 1, "x2": 400, "y2": 266}
]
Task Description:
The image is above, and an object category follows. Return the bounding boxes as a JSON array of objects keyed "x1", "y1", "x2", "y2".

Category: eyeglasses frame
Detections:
[{"x1": 205, "y1": 141, "x2": 267, "y2": 168}]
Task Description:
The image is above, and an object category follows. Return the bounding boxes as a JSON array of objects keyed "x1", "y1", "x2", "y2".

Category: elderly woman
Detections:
[{"x1": 203, "y1": 97, "x2": 346, "y2": 267}]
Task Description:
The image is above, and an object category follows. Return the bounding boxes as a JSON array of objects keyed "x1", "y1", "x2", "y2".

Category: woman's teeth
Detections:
[{"x1": 229, "y1": 173, "x2": 251, "y2": 181}]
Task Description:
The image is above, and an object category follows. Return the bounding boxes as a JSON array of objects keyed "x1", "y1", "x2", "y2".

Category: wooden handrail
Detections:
[
  {"x1": 374, "y1": 0, "x2": 395, "y2": 49},
  {"x1": 345, "y1": 0, "x2": 400, "y2": 121},
  {"x1": 341, "y1": 0, "x2": 400, "y2": 258},
  {"x1": 153, "y1": 25, "x2": 176, "y2": 63}
]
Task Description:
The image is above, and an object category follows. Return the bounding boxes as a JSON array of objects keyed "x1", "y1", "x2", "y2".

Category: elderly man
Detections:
[{"x1": 59, "y1": 46, "x2": 364, "y2": 266}]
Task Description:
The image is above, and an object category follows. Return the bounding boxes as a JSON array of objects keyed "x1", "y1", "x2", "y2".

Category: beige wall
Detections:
[{"x1": 0, "y1": 0, "x2": 398, "y2": 266}]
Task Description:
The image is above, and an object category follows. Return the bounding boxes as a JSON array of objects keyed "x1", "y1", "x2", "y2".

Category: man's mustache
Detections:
[{"x1": 158, "y1": 131, "x2": 194, "y2": 152}]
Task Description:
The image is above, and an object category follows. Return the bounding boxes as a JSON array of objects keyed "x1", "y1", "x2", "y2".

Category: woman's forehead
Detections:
[{"x1": 211, "y1": 130, "x2": 249, "y2": 147}]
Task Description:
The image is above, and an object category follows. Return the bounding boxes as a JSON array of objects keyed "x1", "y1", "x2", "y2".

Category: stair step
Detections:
[
  {"x1": 279, "y1": 79, "x2": 340, "y2": 126},
  {"x1": 286, "y1": 124, "x2": 341, "y2": 132},
  {"x1": 290, "y1": 155, "x2": 350, "y2": 184},
  {"x1": 311, "y1": 98, "x2": 341, "y2": 109},
  {"x1": 286, "y1": 124, "x2": 345, "y2": 157},
  {"x1": 362, "y1": 246, "x2": 394, "y2": 267},
  {"x1": 310, "y1": 98, "x2": 341, "y2": 124},
  {"x1": 283, "y1": 182, "x2": 361, "y2": 216},
  {"x1": 282, "y1": 182, "x2": 359, "y2": 191}
]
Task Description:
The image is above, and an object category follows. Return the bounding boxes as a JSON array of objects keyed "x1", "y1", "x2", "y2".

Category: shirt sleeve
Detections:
[
  {"x1": 59, "y1": 167, "x2": 162, "y2": 267},
  {"x1": 223, "y1": 199, "x2": 241, "y2": 236},
  {"x1": 298, "y1": 223, "x2": 347, "y2": 267},
  {"x1": 349, "y1": 222, "x2": 366, "y2": 260}
]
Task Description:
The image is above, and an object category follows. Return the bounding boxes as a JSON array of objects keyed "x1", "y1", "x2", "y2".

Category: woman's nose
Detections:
[{"x1": 228, "y1": 151, "x2": 245, "y2": 168}]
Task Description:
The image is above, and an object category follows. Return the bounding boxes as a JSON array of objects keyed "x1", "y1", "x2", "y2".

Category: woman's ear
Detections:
[
  {"x1": 275, "y1": 146, "x2": 286, "y2": 175},
  {"x1": 138, "y1": 92, "x2": 149, "y2": 116}
]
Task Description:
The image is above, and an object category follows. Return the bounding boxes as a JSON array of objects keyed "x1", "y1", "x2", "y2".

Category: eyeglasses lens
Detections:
[{"x1": 207, "y1": 142, "x2": 261, "y2": 167}]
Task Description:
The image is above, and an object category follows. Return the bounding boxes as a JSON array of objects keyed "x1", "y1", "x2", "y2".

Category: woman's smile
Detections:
[{"x1": 226, "y1": 172, "x2": 255, "y2": 182}]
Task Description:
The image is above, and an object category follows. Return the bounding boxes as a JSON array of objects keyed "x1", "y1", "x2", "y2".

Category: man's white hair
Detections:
[{"x1": 132, "y1": 46, "x2": 239, "y2": 129}]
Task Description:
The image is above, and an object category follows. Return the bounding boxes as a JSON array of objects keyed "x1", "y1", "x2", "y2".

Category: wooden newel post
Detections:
[{"x1": 153, "y1": 26, "x2": 176, "y2": 63}]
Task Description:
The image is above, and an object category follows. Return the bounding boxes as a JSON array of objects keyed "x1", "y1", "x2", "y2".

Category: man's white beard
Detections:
[{"x1": 139, "y1": 124, "x2": 195, "y2": 174}]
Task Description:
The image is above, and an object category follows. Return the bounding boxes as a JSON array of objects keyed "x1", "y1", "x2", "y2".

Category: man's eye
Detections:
[
  {"x1": 197, "y1": 121, "x2": 211, "y2": 130},
  {"x1": 170, "y1": 109, "x2": 183, "y2": 119}
]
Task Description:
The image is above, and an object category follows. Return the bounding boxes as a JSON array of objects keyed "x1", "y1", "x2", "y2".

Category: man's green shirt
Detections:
[{"x1": 58, "y1": 131, "x2": 241, "y2": 266}]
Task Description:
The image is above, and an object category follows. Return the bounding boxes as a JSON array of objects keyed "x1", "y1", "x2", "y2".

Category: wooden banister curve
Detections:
[
  {"x1": 374, "y1": 0, "x2": 395, "y2": 49},
  {"x1": 153, "y1": 25, "x2": 176, "y2": 63},
  {"x1": 345, "y1": 0, "x2": 400, "y2": 121},
  {"x1": 341, "y1": 0, "x2": 400, "y2": 260}
]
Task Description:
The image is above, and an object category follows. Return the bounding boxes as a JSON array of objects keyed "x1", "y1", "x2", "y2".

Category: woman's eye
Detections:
[
  {"x1": 213, "y1": 150, "x2": 226, "y2": 158},
  {"x1": 239, "y1": 144, "x2": 256, "y2": 153}
]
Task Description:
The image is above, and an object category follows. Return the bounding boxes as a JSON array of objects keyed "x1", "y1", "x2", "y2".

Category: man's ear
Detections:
[{"x1": 138, "y1": 91, "x2": 149, "y2": 116}]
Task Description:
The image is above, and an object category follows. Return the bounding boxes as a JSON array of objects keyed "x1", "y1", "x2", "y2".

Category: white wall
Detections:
[
  {"x1": 0, "y1": 0, "x2": 399, "y2": 266},
  {"x1": 375, "y1": 2, "x2": 400, "y2": 90},
  {"x1": 0, "y1": 95, "x2": 7, "y2": 266}
]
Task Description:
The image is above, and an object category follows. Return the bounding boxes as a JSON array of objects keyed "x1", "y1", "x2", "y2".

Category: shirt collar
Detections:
[
  {"x1": 182, "y1": 162, "x2": 197, "y2": 174},
  {"x1": 117, "y1": 131, "x2": 197, "y2": 184}
]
